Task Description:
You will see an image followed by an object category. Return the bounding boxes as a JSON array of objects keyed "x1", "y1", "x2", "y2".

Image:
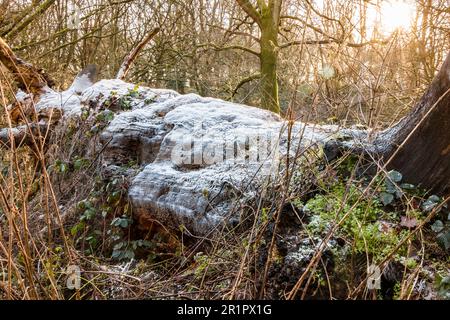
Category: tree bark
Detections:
[
  {"x1": 259, "y1": 11, "x2": 280, "y2": 114},
  {"x1": 235, "y1": 0, "x2": 282, "y2": 114},
  {"x1": 0, "y1": 36, "x2": 54, "y2": 95},
  {"x1": 386, "y1": 51, "x2": 450, "y2": 195}
]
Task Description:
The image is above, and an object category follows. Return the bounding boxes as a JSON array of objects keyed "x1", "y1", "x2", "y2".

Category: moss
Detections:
[{"x1": 304, "y1": 182, "x2": 408, "y2": 262}]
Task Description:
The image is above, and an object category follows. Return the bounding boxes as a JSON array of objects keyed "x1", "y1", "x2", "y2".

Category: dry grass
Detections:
[{"x1": 1, "y1": 71, "x2": 448, "y2": 300}]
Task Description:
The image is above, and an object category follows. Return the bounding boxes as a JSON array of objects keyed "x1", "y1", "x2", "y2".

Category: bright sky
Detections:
[
  {"x1": 367, "y1": 0, "x2": 417, "y2": 35},
  {"x1": 313, "y1": 0, "x2": 417, "y2": 39}
]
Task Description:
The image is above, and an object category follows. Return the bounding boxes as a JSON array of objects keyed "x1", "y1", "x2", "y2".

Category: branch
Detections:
[
  {"x1": 231, "y1": 73, "x2": 261, "y2": 99},
  {"x1": 0, "y1": 2, "x2": 36, "y2": 36},
  {"x1": 116, "y1": 27, "x2": 160, "y2": 80},
  {"x1": 281, "y1": 15, "x2": 339, "y2": 40},
  {"x1": 37, "y1": 27, "x2": 121, "y2": 59},
  {"x1": 0, "y1": 36, "x2": 54, "y2": 95},
  {"x1": 5, "y1": 0, "x2": 57, "y2": 39},
  {"x1": 303, "y1": 0, "x2": 345, "y2": 33},
  {"x1": 236, "y1": 0, "x2": 262, "y2": 27},
  {"x1": 279, "y1": 38, "x2": 388, "y2": 49},
  {"x1": 269, "y1": 0, "x2": 283, "y2": 26},
  {"x1": 197, "y1": 43, "x2": 260, "y2": 57},
  {"x1": 208, "y1": 23, "x2": 260, "y2": 43},
  {"x1": 12, "y1": 28, "x2": 73, "y2": 52}
]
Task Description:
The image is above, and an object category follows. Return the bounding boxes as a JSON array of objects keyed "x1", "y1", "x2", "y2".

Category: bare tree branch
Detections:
[
  {"x1": 279, "y1": 38, "x2": 388, "y2": 49},
  {"x1": 197, "y1": 42, "x2": 260, "y2": 57},
  {"x1": 116, "y1": 27, "x2": 160, "y2": 80},
  {"x1": 303, "y1": 0, "x2": 345, "y2": 34},
  {"x1": 209, "y1": 23, "x2": 260, "y2": 43},
  {"x1": 5, "y1": 0, "x2": 57, "y2": 39},
  {"x1": 0, "y1": 2, "x2": 36, "y2": 36},
  {"x1": 281, "y1": 15, "x2": 340, "y2": 40},
  {"x1": 231, "y1": 73, "x2": 261, "y2": 99},
  {"x1": 236, "y1": 0, "x2": 262, "y2": 27}
]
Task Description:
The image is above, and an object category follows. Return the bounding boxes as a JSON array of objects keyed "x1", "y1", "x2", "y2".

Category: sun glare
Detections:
[
  {"x1": 379, "y1": 0, "x2": 416, "y2": 33},
  {"x1": 364, "y1": 0, "x2": 416, "y2": 37}
]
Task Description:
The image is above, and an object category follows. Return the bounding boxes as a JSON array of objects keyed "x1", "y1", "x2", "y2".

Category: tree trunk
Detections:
[
  {"x1": 259, "y1": 11, "x2": 280, "y2": 114},
  {"x1": 386, "y1": 51, "x2": 450, "y2": 195},
  {"x1": 0, "y1": 36, "x2": 53, "y2": 95}
]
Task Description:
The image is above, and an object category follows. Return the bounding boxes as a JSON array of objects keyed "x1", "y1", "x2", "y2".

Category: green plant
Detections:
[
  {"x1": 305, "y1": 182, "x2": 408, "y2": 262},
  {"x1": 111, "y1": 239, "x2": 153, "y2": 260},
  {"x1": 435, "y1": 274, "x2": 450, "y2": 299}
]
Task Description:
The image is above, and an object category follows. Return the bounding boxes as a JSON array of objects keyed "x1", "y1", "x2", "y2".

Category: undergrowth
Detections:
[{"x1": 0, "y1": 85, "x2": 449, "y2": 301}]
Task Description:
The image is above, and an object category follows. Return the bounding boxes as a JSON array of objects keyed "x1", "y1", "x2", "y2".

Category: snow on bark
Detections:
[{"x1": 5, "y1": 78, "x2": 373, "y2": 236}]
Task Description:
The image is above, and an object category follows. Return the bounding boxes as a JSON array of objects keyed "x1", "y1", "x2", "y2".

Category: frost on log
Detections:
[{"x1": 1, "y1": 34, "x2": 450, "y2": 234}]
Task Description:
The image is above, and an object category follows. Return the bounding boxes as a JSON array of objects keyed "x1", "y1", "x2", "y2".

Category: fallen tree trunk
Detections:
[
  {"x1": 385, "y1": 51, "x2": 450, "y2": 195},
  {"x1": 1, "y1": 34, "x2": 450, "y2": 234},
  {"x1": 0, "y1": 123, "x2": 47, "y2": 149}
]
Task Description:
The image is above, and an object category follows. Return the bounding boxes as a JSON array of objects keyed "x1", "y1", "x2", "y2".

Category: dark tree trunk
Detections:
[{"x1": 386, "y1": 51, "x2": 450, "y2": 195}]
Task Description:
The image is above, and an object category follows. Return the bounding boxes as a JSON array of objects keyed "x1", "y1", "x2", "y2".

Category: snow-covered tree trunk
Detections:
[{"x1": 1, "y1": 35, "x2": 449, "y2": 235}]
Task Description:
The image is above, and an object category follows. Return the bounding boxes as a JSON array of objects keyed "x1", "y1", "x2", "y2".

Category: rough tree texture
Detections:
[
  {"x1": 386, "y1": 52, "x2": 450, "y2": 195},
  {"x1": 1, "y1": 74, "x2": 351, "y2": 235}
]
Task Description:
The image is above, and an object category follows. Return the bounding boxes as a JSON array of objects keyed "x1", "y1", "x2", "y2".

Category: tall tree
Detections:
[
  {"x1": 236, "y1": 0, "x2": 282, "y2": 113},
  {"x1": 232, "y1": 0, "x2": 385, "y2": 114}
]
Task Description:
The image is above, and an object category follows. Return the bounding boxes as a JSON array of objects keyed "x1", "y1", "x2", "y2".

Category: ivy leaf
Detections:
[
  {"x1": 70, "y1": 222, "x2": 84, "y2": 236},
  {"x1": 431, "y1": 220, "x2": 445, "y2": 233},
  {"x1": 141, "y1": 240, "x2": 152, "y2": 248},
  {"x1": 385, "y1": 180, "x2": 396, "y2": 194},
  {"x1": 422, "y1": 201, "x2": 437, "y2": 212},
  {"x1": 400, "y1": 183, "x2": 415, "y2": 190},
  {"x1": 388, "y1": 170, "x2": 403, "y2": 182},
  {"x1": 436, "y1": 231, "x2": 450, "y2": 251},
  {"x1": 422, "y1": 195, "x2": 441, "y2": 212},
  {"x1": 59, "y1": 162, "x2": 68, "y2": 173},
  {"x1": 111, "y1": 217, "x2": 121, "y2": 227},
  {"x1": 83, "y1": 208, "x2": 96, "y2": 220},
  {"x1": 124, "y1": 250, "x2": 135, "y2": 260},
  {"x1": 113, "y1": 242, "x2": 124, "y2": 250},
  {"x1": 428, "y1": 195, "x2": 441, "y2": 203},
  {"x1": 380, "y1": 192, "x2": 394, "y2": 206},
  {"x1": 395, "y1": 189, "x2": 403, "y2": 199},
  {"x1": 104, "y1": 110, "x2": 114, "y2": 121},
  {"x1": 73, "y1": 159, "x2": 84, "y2": 170},
  {"x1": 111, "y1": 250, "x2": 122, "y2": 259},
  {"x1": 120, "y1": 218, "x2": 129, "y2": 228}
]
